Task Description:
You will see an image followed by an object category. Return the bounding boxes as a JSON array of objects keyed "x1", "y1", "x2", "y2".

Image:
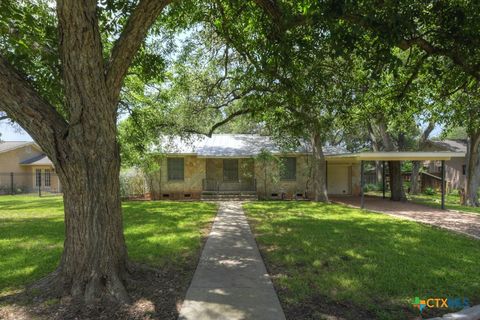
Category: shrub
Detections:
[
  {"x1": 120, "y1": 168, "x2": 148, "y2": 198},
  {"x1": 423, "y1": 187, "x2": 436, "y2": 195},
  {"x1": 364, "y1": 183, "x2": 383, "y2": 192}
]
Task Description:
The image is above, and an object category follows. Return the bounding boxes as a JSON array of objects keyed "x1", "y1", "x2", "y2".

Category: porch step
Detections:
[{"x1": 201, "y1": 191, "x2": 258, "y2": 201}]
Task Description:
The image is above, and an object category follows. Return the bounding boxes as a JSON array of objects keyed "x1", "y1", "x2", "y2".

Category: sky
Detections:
[
  {"x1": 0, "y1": 121, "x2": 33, "y2": 141},
  {"x1": 0, "y1": 118, "x2": 443, "y2": 143}
]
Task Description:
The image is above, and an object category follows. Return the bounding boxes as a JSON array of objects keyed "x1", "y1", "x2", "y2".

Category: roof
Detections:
[
  {"x1": 20, "y1": 154, "x2": 54, "y2": 166},
  {"x1": 328, "y1": 151, "x2": 466, "y2": 161},
  {"x1": 429, "y1": 139, "x2": 467, "y2": 153},
  {"x1": 158, "y1": 134, "x2": 347, "y2": 157},
  {"x1": 0, "y1": 141, "x2": 37, "y2": 154}
]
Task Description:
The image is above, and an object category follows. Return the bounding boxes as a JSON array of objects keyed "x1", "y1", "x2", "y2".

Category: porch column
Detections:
[
  {"x1": 360, "y1": 160, "x2": 365, "y2": 209},
  {"x1": 441, "y1": 160, "x2": 445, "y2": 210},
  {"x1": 382, "y1": 161, "x2": 386, "y2": 199}
]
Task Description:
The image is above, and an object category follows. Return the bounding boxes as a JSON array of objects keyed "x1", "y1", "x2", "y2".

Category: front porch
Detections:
[{"x1": 202, "y1": 158, "x2": 256, "y2": 192}]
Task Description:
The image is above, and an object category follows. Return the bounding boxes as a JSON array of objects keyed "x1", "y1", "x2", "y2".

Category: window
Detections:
[
  {"x1": 463, "y1": 164, "x2": 466, "y2": 175},
  {"x1": 35, "y1": 169, "x2": 41, "y2": 187},
  {"x1": 280, "y1": 157, "x2": 296, "y2": 180},
  {"x1": 45, "y1": 169, "x2": 51, "y2": 187},
  {"x1": 223, "y1": 159, "x2": 238, "y2": 181},
  {"x1": 167, "y1": 158, "x2": 184, "y2": 180}
]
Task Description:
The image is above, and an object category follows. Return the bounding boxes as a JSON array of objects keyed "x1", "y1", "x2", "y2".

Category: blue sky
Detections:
[
  {"x1": 0, "y1": 121, "x2": 32, "y2": 141},
  {"x1": 0, "y1": 118, "x2": 443, "y2": 143}
]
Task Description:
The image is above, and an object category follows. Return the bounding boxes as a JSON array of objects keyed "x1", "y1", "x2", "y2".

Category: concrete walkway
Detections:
[
  {"x1": 178, "y1": 202, "x2": 285, "y2": 320},
  {"x1": 332, "y1": 196, "x2": 480, "y2": 240}
]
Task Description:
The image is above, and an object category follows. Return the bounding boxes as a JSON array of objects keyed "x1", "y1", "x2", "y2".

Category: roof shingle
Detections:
[{"x1": 158, "y1": 134, "x2": 347, "y2": 157}]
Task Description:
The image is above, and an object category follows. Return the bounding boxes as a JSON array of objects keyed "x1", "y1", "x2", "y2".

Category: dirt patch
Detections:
[{"x1": 0, "y1": 265, "x2": 189, "y2": 319}]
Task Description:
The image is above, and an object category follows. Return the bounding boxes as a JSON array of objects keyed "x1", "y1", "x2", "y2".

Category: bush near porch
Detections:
[
  {"x1": 0, "y1": 196, "x2": 216, "y2": 319},
  {"x1": 244, "y1": 201, "x2": 480, "y2": 320}
]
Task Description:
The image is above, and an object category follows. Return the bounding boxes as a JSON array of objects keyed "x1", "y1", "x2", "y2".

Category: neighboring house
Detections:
[
  {"x1": 423, "y1": 139, "x2": 467, "y2": 190},
  {"x1": 0, "y1": 141, "x2": 60, "y2": 194},
  {"x1": 151, "y1": 134, "x2": 362, "y2": 200}
]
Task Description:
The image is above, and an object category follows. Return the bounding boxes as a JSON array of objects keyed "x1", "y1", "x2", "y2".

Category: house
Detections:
[
  {"x1": 151, "y1": 134, "x2": 362, "y2": 200},
  {"x1": 423, "y1": 139, "x2": 467, "y2": 190},
  {"x1": 0, "y1": 141, "x2": 60, "y2": 194}
]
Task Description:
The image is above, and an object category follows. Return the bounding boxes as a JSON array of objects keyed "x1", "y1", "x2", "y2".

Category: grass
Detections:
[
  {"x1": 409, "y1": 193, "x2": 480, "y2": 215},
  {"x1": 367, "y1": 190, "x2": 480, "y2": 215},
  {"x1": 0, "y1": 195, "x2": 217, "y2": 297},
  {"x1": 244, "y1": 201, "x2": 480, "y2": 320}
]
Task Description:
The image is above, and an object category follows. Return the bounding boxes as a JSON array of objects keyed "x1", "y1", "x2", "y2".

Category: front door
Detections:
[{"x1": 223, "y1": 159, "x2": 239, "y2": 182}]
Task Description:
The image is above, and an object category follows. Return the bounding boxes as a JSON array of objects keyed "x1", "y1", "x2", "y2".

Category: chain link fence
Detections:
[
  {"x1": 0, "y1": 169, "x2": 156, "y2": 199},
  {"x1": 0, "y1": 171, "x2": 62, "y2": 196}
]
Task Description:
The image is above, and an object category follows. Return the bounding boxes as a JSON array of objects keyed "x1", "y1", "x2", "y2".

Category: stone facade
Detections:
[{"x1": 152, "y1": 154, "x2": 361, "y2": 200}]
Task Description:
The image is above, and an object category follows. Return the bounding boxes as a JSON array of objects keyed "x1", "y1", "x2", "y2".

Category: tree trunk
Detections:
[
  {"x1": 410, "y1": 161, "x2": 422, "y2": 194},
  {"x1": 367, "y1": 124, "x2": 383, "y2": 185},
  {"x1": 465, "y1": 130, "x2": 480, "y2": 206},
  {"x1": 50, "y1": 121, "x2": 130, "y2": 303},
  {"x1": 410, "y1": 121, "x2": 434, "y2": 195},
  {"x1": 376, "y1": 120, "x2": 406, "y2": 200},
  {"x1": 264, "y1": 163, "x2": 268, "y2": 200},
  {"x1": 389, "y1": 161, "x2": 405, "y2": 201},
  {"x1": 375, "y1": 161, "x2": 382, "y2": 185},
  {"x1": 311, "y1": 131, "x2": 328, "y2": 202}
]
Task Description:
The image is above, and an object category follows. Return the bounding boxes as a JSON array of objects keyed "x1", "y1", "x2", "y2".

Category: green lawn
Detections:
[
  {"x1": 409, "y1": 193, "x2": 480, "y2": 215},
  {"x1": 244, "y1": 201, "x2": 480, "y2": 320},
  {"x1": 0, "y1": 196, "x2": 217, "y2": 297}
]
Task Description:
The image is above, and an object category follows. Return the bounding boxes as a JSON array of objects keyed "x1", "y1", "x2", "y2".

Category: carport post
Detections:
[
  {"x1": 360, "y1": 160, "x2": 365, "y2": 209},
  {"x1": 382, "y1": 161, "x2": 386, "y2": 199},
  {"x1": 441, "y1": 160, "x2": 445, "y2": 210}
]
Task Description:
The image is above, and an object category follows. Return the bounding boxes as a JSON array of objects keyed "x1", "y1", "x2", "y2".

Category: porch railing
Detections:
[{"x1": 202, "y1": 179, "x2": 256, "y2": 192}]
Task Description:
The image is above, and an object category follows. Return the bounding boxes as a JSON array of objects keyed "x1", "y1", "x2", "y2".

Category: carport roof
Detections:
[{"x1": 328, "y1": 151, "x2": 466, "y2": 161}]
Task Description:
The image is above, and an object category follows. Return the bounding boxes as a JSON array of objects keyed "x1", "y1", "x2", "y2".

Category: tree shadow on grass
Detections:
[
  {"x1": 245, "y1": 201, "x2": 480, "y2": 320},
  {"x1": 0, "y1": 197, "x2": 64, "y2": 211},
  {"x1": 0, "y1": 217, "x2": 64, "y2": 294},
  {"x1": 0, "y1": 200, "x2": 217, "y2": 320}
]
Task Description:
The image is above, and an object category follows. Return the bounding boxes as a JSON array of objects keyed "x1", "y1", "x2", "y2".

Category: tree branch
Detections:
[
  {"x1": 106, "y1": 0, "x2": 171, "y2": 103},
  {"x1": 0, "y1": 56, "x2": 68, "y2": 158},
  {"x1": 419, "y1": 120, "x2": 435, "y2": 148},
  {"x1": 398, "y1": 37, "x2": 479, "y2": 81},
  {"x1": 206, "y1": 109, "x2": 253, "y2": 136},
  {"x1": 340, "y1": 13, "x2": 480, "y2": 81},
  {"x1": 396, "y1": 54, "x2": 428, "y2": 100},
  {"x1": 252, "y1": 0, "x2": 283, "y2": 26},
  {"x1": 56, "y1": 0, "x2": 109, "y2": 122}
]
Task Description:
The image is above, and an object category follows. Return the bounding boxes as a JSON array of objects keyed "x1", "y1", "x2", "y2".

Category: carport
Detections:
[{"x1": 328, "y1": 151, "x2": 466, "y2": 210}]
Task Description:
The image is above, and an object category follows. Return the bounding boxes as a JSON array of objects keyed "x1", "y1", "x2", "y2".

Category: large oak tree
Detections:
[{"x1": 0, "y1": 0, "x2": 171, "y2": 303}]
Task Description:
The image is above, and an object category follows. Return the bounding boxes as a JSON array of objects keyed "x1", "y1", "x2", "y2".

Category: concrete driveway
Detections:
[{"x1": 331, "y1": 196, "x2": 480, "y2": 240}]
